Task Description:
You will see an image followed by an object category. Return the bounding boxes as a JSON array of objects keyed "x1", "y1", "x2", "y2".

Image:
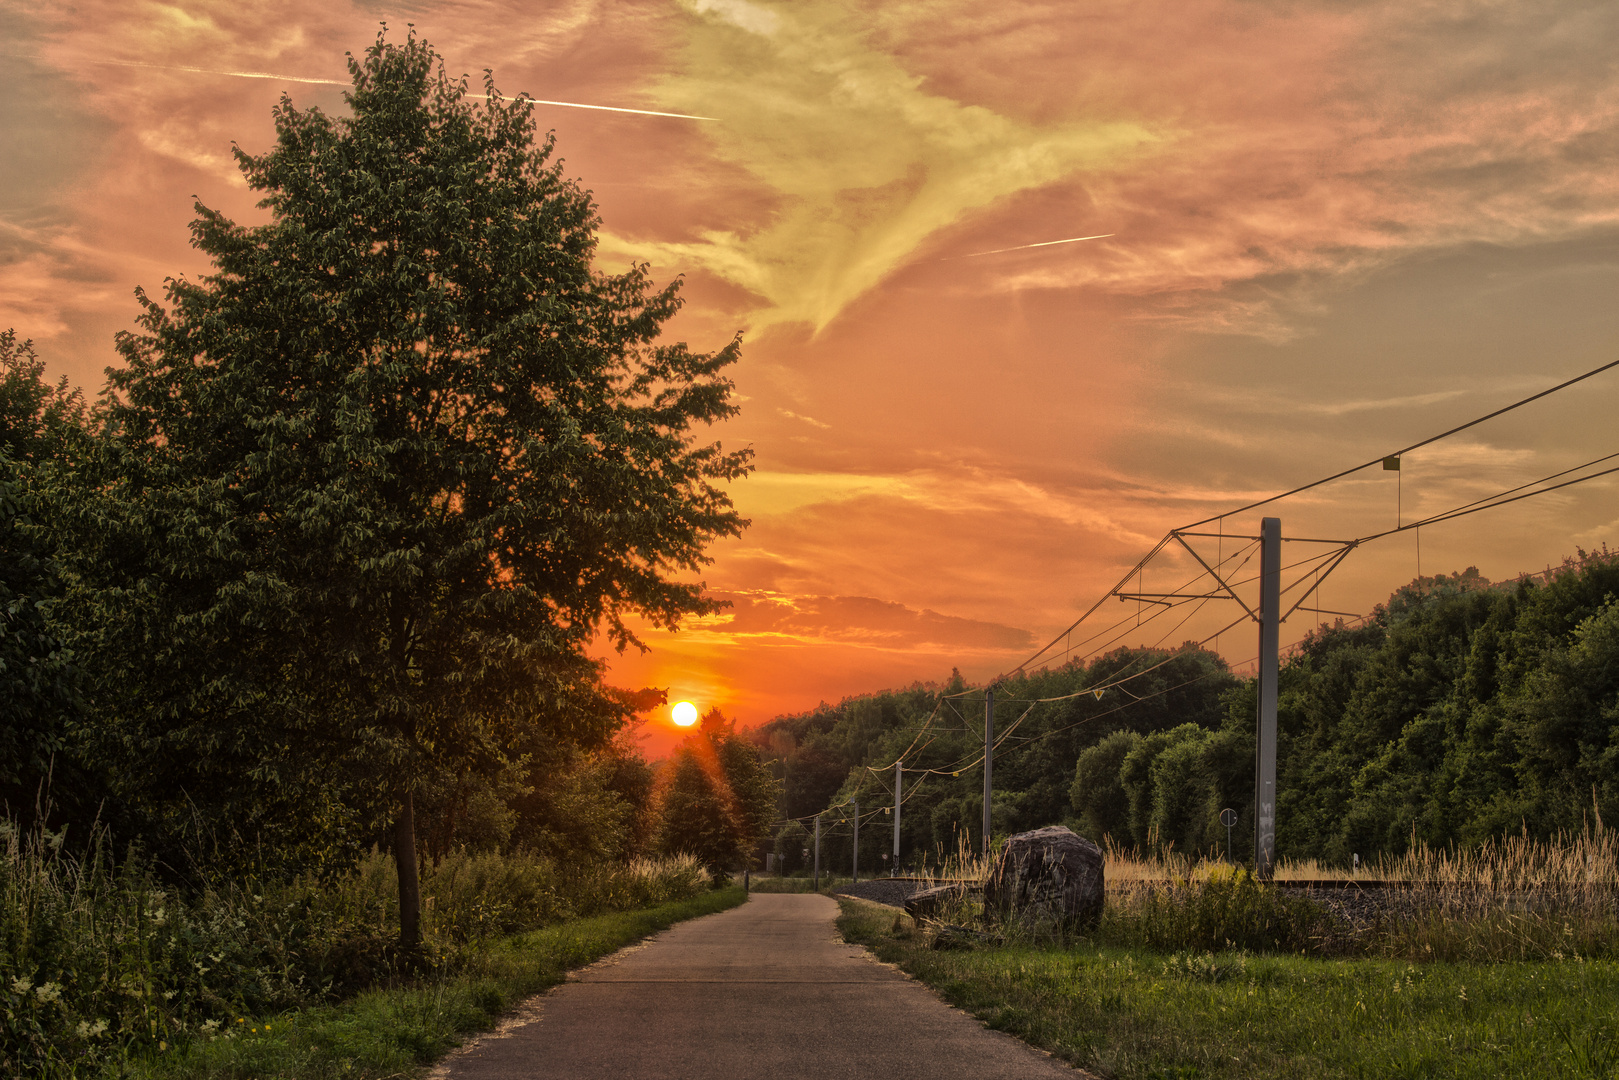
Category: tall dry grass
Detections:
[
  {"x1": 1089, "y1": 825, "x2": 1619, "y2": 960},
  {"x1": 1359, "y1": 822, "x2": 1619, "y2": 961},
  {"x1": 903, "y1": 824, "x2": 1618, "y2": 961}
]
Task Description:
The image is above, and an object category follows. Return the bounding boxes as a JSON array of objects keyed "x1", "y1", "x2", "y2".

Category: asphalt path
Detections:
[{"x1": 435, "y1": 892, "x2": 1084, "y2": 1079}]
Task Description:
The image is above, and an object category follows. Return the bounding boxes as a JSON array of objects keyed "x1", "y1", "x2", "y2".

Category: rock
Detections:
[
  {"x1": 904, "y1": 883, "x2": 971, "y2": 921},
  {"x1": 985, "y1": 825, "x2": 1105, "y2": 930}
]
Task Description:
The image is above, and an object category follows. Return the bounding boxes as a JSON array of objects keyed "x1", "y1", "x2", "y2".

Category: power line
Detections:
[
  {"x1": 1355, "y1": 454, "x2": 1619, "y2": 544},
  {"x1": 1181, "y1": 356, "x2": 1619, "y2": 530}
]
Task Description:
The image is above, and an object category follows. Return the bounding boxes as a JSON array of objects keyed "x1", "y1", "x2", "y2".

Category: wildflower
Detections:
[
  {"x1": 34, "y1": 982, "x2": 62, "y2": 1004},
  {"x1": 1459, "y1": 986, "x2": 1468, "y2": 1002},
  {"x1": 75, "y1": 1019, "x2": 108, "y2": 1038},
  {"x1": 202, "y1": 1020, "x2": 220, "y2": 1033},
  {"x1": 10, "y1": 976, "x2": 31, "y2": 994}
]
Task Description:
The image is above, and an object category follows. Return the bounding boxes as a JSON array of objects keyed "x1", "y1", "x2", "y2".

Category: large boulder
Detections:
[{"x1": 985, "y1": 825, "x2": 1105, "y2": 930}]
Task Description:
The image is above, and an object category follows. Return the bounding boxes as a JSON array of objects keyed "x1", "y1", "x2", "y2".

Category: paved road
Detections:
[{"x1": 436, "y1": 892, "x2": 1083, "y2": 1079}]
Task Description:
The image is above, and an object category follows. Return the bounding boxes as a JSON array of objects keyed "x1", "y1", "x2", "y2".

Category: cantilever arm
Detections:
[
  {"x1": 1171, "y1": 531, "x2": 1259, "y2": 623},
  {"x1": 1279, "y1": 542, "x2": 1359, "y2": 623}
]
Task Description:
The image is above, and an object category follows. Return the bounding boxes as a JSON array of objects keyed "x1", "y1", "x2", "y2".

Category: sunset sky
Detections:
[{"x1": 7, "y1": 0, "x2": 1619, "y2": 753}]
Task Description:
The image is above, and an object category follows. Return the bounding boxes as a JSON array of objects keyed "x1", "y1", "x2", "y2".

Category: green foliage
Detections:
[
  {"x1": 1071, "y1": 730, "x2": 1137, "y2": 840},
  {"x1": 656, "y1": 710, "x2": 780, "y2": 877}
]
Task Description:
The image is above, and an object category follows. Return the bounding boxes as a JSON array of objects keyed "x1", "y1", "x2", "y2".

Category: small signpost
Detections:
[{"x1": 1220, "y1": 807, "x2": 1238, "y2": 862}]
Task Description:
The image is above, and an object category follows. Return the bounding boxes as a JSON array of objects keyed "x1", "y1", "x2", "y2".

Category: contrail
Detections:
[
  {"x1": 94, "y1": 58, "x2": 348, "y2": 87},
  {"x1": 947, "y1": 233, "x2": 1115, "y2": 259},
  {"x1": 91, "y1": 59, "x2": 719, "y2": 120}
]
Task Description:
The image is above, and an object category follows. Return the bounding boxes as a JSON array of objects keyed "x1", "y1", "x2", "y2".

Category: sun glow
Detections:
[{"x1": 671, "y1": 700, "x2": 699, "y2": 727}]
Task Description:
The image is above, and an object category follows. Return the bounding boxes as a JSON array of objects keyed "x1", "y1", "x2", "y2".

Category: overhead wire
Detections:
[
  {"x1": 1179, "y1": 356, "x2": 1619, "y2": 530},
  {"x1": 1354, "y1": 455, "x2": 1619, "y2": 545},
  {"x1": 1018, "y1": 538, "x2": 1260, "y2": 673}
]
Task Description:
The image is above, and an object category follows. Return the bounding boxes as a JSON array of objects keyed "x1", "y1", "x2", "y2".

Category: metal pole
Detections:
[
  {"x1": 893, "y1": 761, "x2": 902, "y2": 876},
  {"x1": 983, "y1": 686, "x2": 994, "y2": 857},
  {"x1": 1255, "y1": 516, "x2": 1281, "y2": 880},
  {"x1": 852, "y1": 800, "x2": 859, "y2": 884},
  {"x1": 813, "y1": 814, "x2": 821, "y2": 891}
]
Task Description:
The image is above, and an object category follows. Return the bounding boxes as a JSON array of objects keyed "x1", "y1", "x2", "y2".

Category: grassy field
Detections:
[
  {"x1": 121, "y1": 887, "x2": 746, "y2": 1080},
  {"x1": 838, "y1": 899, "x2": 1619, "y2": 1079}
]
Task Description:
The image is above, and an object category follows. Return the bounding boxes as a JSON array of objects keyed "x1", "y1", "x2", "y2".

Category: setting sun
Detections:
[{"x1": 671, "y1": 701, "x2": 699, "y2": 727}]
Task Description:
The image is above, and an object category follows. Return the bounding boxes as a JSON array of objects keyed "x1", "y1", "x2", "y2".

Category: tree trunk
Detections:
[{"x1": 394, "y1": 786, "x2": 422, "y2": 955}]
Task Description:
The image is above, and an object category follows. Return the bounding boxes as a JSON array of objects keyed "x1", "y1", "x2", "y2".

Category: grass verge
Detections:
[
  {"x1": 838, "y1": 898, "x2": 1619, "y2": 1080},
  {"x1": 122, "y1": 887, "x2": 746, "y2": 1080}
]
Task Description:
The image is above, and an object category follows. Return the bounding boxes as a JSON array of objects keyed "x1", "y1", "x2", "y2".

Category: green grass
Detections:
[
  {"x1": 838, "y1": 898, "x2": 1619, "y2": 1080},
  {"x1": 118, "y1": 888, "x2": 746, "y2": 1080}
]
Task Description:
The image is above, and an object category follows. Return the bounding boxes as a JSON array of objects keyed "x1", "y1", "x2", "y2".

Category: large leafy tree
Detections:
[{"x1": 90, "y1": 33, "x2": 748, "y2": 948}]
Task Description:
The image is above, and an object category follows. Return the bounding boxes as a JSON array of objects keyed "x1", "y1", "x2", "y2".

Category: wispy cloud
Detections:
[
  {"x1": 687, "y1": 590, "x2": 1036, "y2": 651},
  {"x1": 778, "y1": 408, "x2": 831, "y2": 429},
  {"x1": 598, "y1": 0, "x2": 1162, "y2": 332}
]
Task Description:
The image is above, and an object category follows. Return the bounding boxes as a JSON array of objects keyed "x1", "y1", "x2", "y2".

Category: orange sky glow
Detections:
[{"x1": 7, "y1": 0, "x2": 1619, "y2": 757}]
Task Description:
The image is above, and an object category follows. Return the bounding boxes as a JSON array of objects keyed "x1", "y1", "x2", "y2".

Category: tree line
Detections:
[
  {"x1": 1, "y1": 32, "x2": 775, "y2": 950},
  {"x1": 752, "y1": 554, "x2": 1619, "y2": 869}
]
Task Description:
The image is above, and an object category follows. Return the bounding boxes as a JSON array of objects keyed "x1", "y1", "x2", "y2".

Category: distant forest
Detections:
[{"x1": 752, "y1": 552, "x2": 1619, "y2": 872}]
